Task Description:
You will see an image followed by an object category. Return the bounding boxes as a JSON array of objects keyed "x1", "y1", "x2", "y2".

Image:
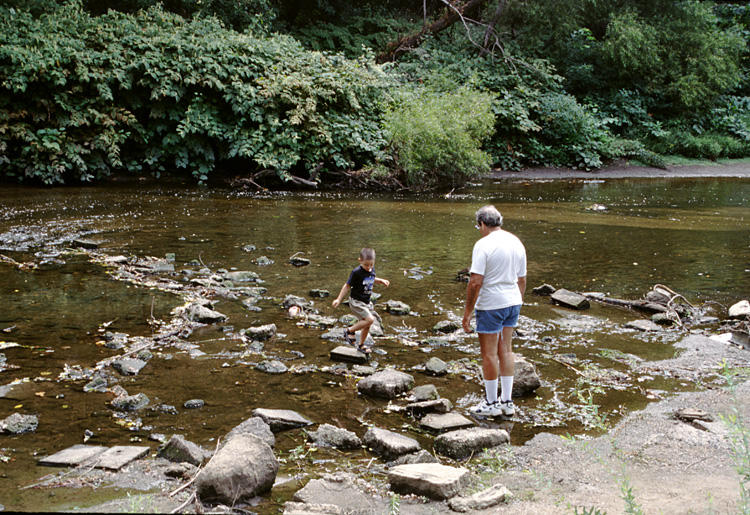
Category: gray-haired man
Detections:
[{"x1": 462, "y1": 205, "x2": 527, "y2": 416}]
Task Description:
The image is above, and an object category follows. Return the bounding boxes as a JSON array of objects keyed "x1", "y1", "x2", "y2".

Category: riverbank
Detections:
[{"x1": 490, "y1": 158, "x2": 750, "y2": 180}]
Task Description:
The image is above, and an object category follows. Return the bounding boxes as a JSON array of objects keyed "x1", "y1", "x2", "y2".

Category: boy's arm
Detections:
[
  {"x1": 375, "y1": 277, "x2": 390, "y2": 287},
  {"x1": 332, "y1": 283, "x2": 350, "y2": 308}
]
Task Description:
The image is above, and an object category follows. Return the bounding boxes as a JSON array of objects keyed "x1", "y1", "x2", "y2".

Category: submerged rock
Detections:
[
  {"x1": 385, "y1": 300, "x2": 410, "y2": 315},
  {"x1": 112, "y1": 358, "x2": 148, "y2": 376},
  {"x1": 433, "y1": 320, "x2": 461, "y2": 333},
  {"x1": 244, "y1": 323, "x2": 277, "y2": 341},
  {"x1": 0, "y1": 413, "x2": 38, "y2": 434},
  {"x1": 256, "y1": 360, "x2": 288, "y2": 374},
  {"x1": 111, "y1": 393, "x2": 149, "y2": 412}
]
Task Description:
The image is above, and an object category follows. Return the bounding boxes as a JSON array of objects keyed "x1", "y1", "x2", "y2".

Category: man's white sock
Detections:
[
  {"x1": 500, "y1": 376, "x2": 514, "y2": 402},
  {"x1": 484, "y1": 379, "x2": 498, "y2": 404}
]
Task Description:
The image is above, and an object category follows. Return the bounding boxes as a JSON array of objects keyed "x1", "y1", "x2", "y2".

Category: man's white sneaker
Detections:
[
  {"x1": 499, "y1": 400, "x2": 516, "y2": 417},
  {"x1": 471, "y1": 398, "x2": 502, "y2": 416}
]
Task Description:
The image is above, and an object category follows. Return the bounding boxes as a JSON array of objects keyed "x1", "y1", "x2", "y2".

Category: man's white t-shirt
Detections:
[{"x1": 470, "y1": 229, "x2": 527, "y2": 310}]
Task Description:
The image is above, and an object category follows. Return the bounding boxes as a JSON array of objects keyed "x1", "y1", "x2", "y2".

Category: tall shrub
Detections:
[{"x1": 382, "y1": 88, "x2": 496, "y2": 189}]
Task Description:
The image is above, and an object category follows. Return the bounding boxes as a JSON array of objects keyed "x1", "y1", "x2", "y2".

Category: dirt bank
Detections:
[{"x1": 491, "y1": 160, "x2": 750, "y2": 180}]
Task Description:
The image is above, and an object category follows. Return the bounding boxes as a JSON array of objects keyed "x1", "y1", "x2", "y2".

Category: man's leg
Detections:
[
  {"x1": 498, "y1": 325, "x2": 515, "y2": 406},
  {"x1": 479, "y1": 332, "x2": 502, "y2": 403}
]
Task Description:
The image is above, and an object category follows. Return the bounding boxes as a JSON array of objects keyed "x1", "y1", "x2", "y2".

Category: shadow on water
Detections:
[{"x1": 0, "y1": 176, "x2": 749, "y2": 511}]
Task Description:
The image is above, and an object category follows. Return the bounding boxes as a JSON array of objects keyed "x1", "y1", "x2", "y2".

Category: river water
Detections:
[{"x1": 0, "y1": 176, "x2": 748, "y2": 511}]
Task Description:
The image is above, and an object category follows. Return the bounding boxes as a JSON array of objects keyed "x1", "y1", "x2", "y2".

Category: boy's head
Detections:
[{"x1": 359, "y1": 247, "x2": 376, "y2": 271}]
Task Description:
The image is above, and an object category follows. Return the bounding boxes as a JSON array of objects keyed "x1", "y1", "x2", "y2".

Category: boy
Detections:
[{"x1": 332, "y1": 247, "x2": 390, "y2": 354}]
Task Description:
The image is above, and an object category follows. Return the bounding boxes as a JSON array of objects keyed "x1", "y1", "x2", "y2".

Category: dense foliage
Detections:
[
  {"x1": 3, "y1": 0, "x2": 750, "y2": 188},
  {"x1": 0, "y1": 3, "x2": 392, "y2": 184}
]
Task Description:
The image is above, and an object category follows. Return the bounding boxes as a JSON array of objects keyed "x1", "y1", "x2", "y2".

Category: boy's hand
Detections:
[
  {"x1": 332, "y1": 299, "x2": 340, "y2": 309},
  {"x1": 381, "y1": 279, "x2": 390, "y2": 287}
]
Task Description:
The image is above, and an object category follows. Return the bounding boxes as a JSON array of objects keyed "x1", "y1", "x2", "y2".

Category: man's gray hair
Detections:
[{"x1": 475, "y1": 205, "x2": 503, "y2": 227}]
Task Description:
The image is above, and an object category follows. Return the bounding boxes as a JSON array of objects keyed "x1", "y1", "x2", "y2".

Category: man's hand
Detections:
[{"x1": 462, "y1": 314, "x2": 473, "y2": 333}]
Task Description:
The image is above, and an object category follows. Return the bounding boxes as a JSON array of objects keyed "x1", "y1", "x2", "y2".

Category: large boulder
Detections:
[
  {"x1": 357, "y1": 369, "x2": 414, "y2": 399},
  {"x1": 196, "y1": 433, "x2": 278, "y2": 505}
]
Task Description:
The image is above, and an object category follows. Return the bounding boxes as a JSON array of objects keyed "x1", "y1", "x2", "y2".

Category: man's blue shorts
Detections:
[{"x1": 475, "y1": 305, "x2": 521, "y2": 334}]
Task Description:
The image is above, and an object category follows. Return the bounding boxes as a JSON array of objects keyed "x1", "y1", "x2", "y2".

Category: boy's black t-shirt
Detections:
[{"x1": 347, "y1": 265, "x2": 376, "y2": 303}]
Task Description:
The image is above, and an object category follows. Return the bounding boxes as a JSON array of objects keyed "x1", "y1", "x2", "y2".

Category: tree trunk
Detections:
[{"x1": 376, "y1": 0, "x2": 489, "y2": 63}]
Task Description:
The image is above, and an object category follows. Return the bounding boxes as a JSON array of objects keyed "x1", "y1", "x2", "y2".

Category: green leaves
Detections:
[
  {"x1": 383, "y1": 87, "x2": 496, "y2": 189},
  {"x1": 0, "y1": 4, "x2": 393, "y2": 184}
]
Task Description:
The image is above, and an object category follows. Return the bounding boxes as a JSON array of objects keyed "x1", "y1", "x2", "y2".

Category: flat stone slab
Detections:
[
  {"x1": 388, "y1": 463, "x2": 471, "y2": 500},
  {"x1": 96, "y1": 445, "x2": 150, "y2": 470},
  {"x1": 625, "y1": 319, "x2": 662, "y2": 332},
  {"x1": 330, "y1": 345, "x2": 368, "y2": 364},
  {"x1": 40, "y1": 445, "x2": 108, "y2": 467},
  {"x1": 363, "y1": 426, "x2": 420, "y2": 461},
  {"x1": 419, "y1": 413, "x2": 474, "y2": 433},
  {"x1": 406, "y1": 399, "x2": 453, "y2": 416},
  {"x1": 252, "y1": 408, "x2": 313, "y2": 432},
  {"x1": 40, "y1": 445, "x2": 149, "y2": 470},
  {"x1": 551, "y1": 289, "x2": 590, "y2": 310}
]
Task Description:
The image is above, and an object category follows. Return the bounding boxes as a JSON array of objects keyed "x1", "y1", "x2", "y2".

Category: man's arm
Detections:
[
  {"x1": 518, "y1": 276, "x2": 527, "y2": 300},
  {"x1": 462, "y1": 273, "x2": 484, "y2": 333}
]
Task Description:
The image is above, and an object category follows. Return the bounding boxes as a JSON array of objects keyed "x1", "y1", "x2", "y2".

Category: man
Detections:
[{"x1": 462, "y1": 205, "x2": 527, "y2": 417}]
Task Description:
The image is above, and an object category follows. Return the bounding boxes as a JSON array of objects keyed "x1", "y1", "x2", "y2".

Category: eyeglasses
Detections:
[{"x1": 475, "y1": 222, "x2": 481, "y2": 230}]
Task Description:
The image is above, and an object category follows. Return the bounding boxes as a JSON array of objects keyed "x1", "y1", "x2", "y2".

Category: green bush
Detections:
[
  {"x1": 382, "y1": 88, "x2": 496, "y2": 189},
  {"x1": 0, "y1": 3, "x2": 393, "y2": 184}
]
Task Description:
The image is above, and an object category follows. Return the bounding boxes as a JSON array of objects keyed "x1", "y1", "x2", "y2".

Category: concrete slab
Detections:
[
  {"x1": 419, "y1": 413, "x2": 474, "y2": 433},
  {"x1": 40, "y1": 445, "x2": 108, "y2": 467},
  {"x1": 96, "y1": 446, "x2": 150, "y2": 470},
  {"x1": 40, "y1": 445, "x2": 150, "y2": 470}
]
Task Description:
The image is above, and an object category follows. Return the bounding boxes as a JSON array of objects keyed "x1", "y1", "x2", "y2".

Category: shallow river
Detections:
[{"x1": 0, "y1": 176, "x2": 748, "y2": 511}]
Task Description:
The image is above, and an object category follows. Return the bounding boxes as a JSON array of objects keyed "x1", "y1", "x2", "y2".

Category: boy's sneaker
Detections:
[
  {"x1": 499, "y1": 400, "x2": 516, "y2": 417},
  {"x1": 471, "y1": 398, "x2": 502, "y2": 416}
]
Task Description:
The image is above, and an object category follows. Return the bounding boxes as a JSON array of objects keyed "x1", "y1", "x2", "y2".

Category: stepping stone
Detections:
[
  {"x1": 419, "y1": 413, "x2": 474, "y2": 433},
  {"x1": 40, "y1": 445, "x2": 108, "y2": 467},
  {"x1": 388, "y1": 463, "x2": 471, "y2": 500},
  {"x1": 96, "y1": 446, "x2": 150, "y2": 470},
  {"x1": 330, "y1": 345, "x2": 368, "y2": 364},
  {"x1": 40, "y1": 445, "x2": 149, "y2": 470},
  {"x1": 406, "y1": 399, "x2": 453, "y2": 416},
  {"x1": 551, "y1": 289, "x2": 590, "y2": 310},
  {"x1": 252, "y1": 408, "x2": 313, "y2": 432}
]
